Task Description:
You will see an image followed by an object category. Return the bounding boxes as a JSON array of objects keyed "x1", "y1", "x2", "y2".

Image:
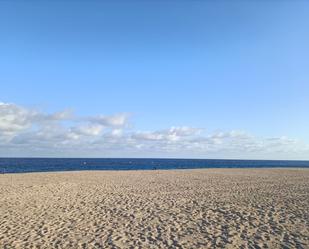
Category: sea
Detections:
[{"x1": 0, "y1": 158, "x2": 309, "y2": 174}]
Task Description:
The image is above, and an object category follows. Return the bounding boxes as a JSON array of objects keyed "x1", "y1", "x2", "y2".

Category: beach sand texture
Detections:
[{"x1": 0, "y1": 169, "x2": 309, "y2": 248}]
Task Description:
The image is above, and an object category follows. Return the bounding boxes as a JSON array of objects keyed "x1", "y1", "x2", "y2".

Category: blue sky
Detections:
[{"x1": 0, "y1": 1, "x2": 309, "y2": 159}]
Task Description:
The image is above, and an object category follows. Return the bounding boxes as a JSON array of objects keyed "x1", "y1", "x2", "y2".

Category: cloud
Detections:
[
  {"x1": 0, "y1": 102, "x2": 308, "y2": 159},
  {"x1": 132, "y1": 126, "x2": 201, "y2": 142},
  {"x1": 0, "y1": 102, "x2": 73, "y2": 138},
  {"x1": 0, "y1": 102, "x2": 129, "y2": 150},
  {"x1": 0, "y1": 102, "x2": 33, "y2": 135},
  {"x1": 89, "y1": 113, "x2": 129, "y2": 127},
  {"x1": 69, "y1": 124, "x2": 104, "y2": 137},
  {"x1": 129, "y1": 129, "x2": 309, "y2": 159}
]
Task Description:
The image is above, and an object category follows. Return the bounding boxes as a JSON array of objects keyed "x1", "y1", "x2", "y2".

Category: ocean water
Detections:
[{"x1": 0, "y1": 158, "x2": 309, "y2": 174}]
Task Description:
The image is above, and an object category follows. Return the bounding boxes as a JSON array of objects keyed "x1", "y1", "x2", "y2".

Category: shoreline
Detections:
[{"x1": 1, "y1": 166, "x2": 309, "y2": 175}]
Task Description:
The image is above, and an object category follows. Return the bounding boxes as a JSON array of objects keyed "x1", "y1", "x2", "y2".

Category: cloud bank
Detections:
[{"x1": 0, "y1": 102, "x2": 308, "y2": 159}]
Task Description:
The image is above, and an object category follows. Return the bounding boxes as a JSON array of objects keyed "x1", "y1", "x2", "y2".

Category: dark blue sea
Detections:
[{"x1": 0, "y1": 158, "x2": 309, "y2": 174}]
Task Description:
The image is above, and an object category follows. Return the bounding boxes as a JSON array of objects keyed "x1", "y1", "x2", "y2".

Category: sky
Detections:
[{"x1": 0, "y1": 1, "x2": 309, "y2": 159}]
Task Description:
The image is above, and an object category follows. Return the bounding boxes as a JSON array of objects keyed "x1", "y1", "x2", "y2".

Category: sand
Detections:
[{"x1": 0, "y1": 169, "x2": 309, "y2": 249}]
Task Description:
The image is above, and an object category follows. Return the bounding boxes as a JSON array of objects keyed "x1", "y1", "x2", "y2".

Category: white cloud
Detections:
[
  {"x1": 0, "y1": 102, "x2": 34, "y2": 135},
  {"x1": 70, "y1": 124, "x2": 104, "y2": 137},
  {"x1": 0, "y1": 102, "x2": 308, "y2": 159},
  {"x1": 132, "y1": 126, "x2": 201, "y2": 142},
  {"x1": 0, "y1": 103, "x2": 73, "y2": 139},
  {"x1": 89, "y1": 113, "x2": 129, "y2": 127}
]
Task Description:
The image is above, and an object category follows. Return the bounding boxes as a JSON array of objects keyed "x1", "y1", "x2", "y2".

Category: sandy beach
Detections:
[{"x1": 0, "y1": 169, "x2": 308, "y2": 249}]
